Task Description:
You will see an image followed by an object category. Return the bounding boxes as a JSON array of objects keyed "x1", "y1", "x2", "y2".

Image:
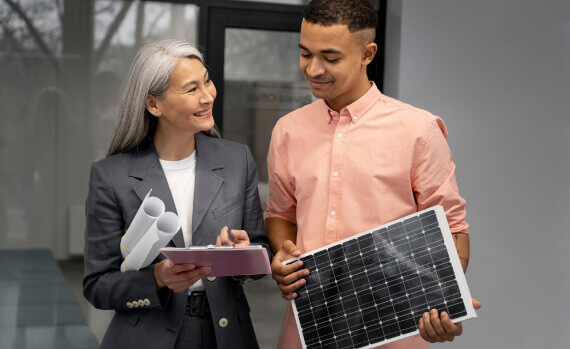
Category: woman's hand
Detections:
[
  {"x1": 215, "y1": 226, "x2": 251, "y2": 247},
  {"x1": 154, "y1": 260, "x2": 211, "y2": 293}
]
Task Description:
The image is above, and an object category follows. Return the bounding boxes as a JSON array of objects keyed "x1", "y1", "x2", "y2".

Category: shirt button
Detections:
[
  {"x1": 219, "y1": 318, "x2": 228, "y2": 328},
  {"x1": 333, "y1": 172, "x2": 339, "y2": 177},
  {"x1": 207, "y1": 276, "x2": 216, "y2": 281},
  {"x1": 352, "y1": 116, "x2": 358, "y2": 121},
  {"x1": 337, "y1": 133, "x2": 343, "y2": 139},
  {"x1": 331, "y1": 211, "x2": 336, "y2": 216}
]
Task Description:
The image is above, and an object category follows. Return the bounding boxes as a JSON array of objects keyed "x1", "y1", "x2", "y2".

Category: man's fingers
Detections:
[
  {"x1": 420, "y1": 312, "x2": 439, "y2": 342},
  {"x1": 281, "y1": 291, "x2": 297, "y2": 301},
  {"x1": 282, "y1": 240, "x2": 301, "y2": 257},
  {"x1": 280, "y1": 268, "x2": 309, "y2": 286},
  {"x1": 472, "y1": 297, "x2": 481, "y2": 309},
  {"x1": 271, "y1": 257, "x2": 304, "y2": 276},
  {"x1": 429, "y1": 309, "x2": 453, "y2": 342},
  {"x1": 441, "y1": 312, "x2": 462, "y2": 336},
  {"x1": 418, "y1": 318, "x2": 435, "y2": 343},
  {"x1": 277, "y1": 277, "x2": 307, "y2": 294}
]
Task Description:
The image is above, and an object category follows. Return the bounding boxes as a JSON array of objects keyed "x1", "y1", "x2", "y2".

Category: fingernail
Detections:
[
  {"x1": 203, "y1": 267, "x2": 211, "y2": 274},
  {"x1": 431, "y1": 309, "x2": 437, "y2": 314},
  {"x1": 304, "y1": 270, "x2": 310, "y2": 276},
  {"x1": 424, "y1": 313, "x2": 429, "y2": 318},
  {"x1": 188, "y1": 264, "x2": 196, "y2": 270},
  {"x1": 442, "y1": 312, "x2": 448, "y2": 318},
  {"x1": 300, "y1": 279, "x2": 306, "y2": 285}
]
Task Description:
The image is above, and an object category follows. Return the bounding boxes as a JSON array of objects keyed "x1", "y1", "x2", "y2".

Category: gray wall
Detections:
[{"x1": 385, "y1": 1, "x2": 570, "y2": 347}]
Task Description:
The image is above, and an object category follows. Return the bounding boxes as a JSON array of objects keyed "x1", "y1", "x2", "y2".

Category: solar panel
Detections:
[{"x1": 285, "y1": 206, "x2": 477, "y2": 349}]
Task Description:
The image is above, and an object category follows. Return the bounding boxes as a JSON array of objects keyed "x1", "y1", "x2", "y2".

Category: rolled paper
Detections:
[
  {"x1": 121, "y1": 190, "x2": 165, "y2": 258},
  {"x1": 121, "y1": 211, "x2": 180, "y2": 272}
]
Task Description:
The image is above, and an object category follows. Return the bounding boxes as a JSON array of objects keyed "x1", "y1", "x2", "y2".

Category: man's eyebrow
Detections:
[
  {"x1": 181, "y1": 71, "x2": 209, "y2": 90},
  {"x1": 298, "y1": 43, "x2": 341, "y2": 54}
]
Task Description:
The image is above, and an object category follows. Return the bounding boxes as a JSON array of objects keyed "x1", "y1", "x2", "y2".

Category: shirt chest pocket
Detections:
[{"x1": 212, "y1": 198, "x2": 243, "y2": 219}]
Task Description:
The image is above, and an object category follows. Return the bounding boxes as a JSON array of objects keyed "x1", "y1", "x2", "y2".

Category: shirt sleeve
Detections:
[
  {"x1": 411, "y1": 117, "x2": 469, "y2": 234},
  {"x1": 264, "y1": 120, "x2": 298, "y2": 224}
]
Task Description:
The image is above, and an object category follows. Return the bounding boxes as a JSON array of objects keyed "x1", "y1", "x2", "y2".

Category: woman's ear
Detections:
[{"x1": 145, "y1": 94, "x2": 161, "y2": 117}]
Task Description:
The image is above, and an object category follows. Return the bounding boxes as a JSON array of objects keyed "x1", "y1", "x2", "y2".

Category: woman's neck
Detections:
[{"x1": 153, "y1": 128, "x2": 196, "y2": 161}]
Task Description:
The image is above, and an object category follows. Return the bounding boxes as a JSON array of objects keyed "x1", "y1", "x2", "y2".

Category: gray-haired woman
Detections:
[{"x1": 83, "y1": 39, "x2": 270, "y2": 349}]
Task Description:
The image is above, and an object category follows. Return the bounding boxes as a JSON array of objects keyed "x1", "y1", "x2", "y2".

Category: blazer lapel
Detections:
[
  {"x1": 192, "y1": 133, "x2": 224, "y2": 242},
  {"x1": 129, "y1": 139, "x2": 185, "y2": 248}
]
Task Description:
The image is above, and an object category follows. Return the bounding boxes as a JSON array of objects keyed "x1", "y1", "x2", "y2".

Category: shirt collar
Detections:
[{"x1": 319, "y1": 82, "x2": 382, "y2": 124}]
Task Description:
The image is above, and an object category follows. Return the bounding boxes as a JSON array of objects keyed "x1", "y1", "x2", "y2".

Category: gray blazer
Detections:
[{"x1": 83, "y1": 132, "x2": 270, "y2": 349}]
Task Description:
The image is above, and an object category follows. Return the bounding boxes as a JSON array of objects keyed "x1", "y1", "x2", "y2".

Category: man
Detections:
[{"x1": 265, "y1": 0, "x2": 480, "y2": 348}]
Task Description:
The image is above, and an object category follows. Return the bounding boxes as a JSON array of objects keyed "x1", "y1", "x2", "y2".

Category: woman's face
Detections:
[{"x1": 151, "y1": 58, "x2": 216, "y2": 136}]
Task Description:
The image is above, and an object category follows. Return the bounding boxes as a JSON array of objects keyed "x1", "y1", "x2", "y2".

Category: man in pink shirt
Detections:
[{"x1": 266, "y1": 0, "x2": 480, "y2": 348}]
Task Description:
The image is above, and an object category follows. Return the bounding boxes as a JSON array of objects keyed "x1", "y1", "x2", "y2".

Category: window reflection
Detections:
[
  {"x1": 0, "y1": 0, "x2": 198, "y2": 256},
  {"x1": 223, "y1": 28, "x2": 314, "y2": 208}
]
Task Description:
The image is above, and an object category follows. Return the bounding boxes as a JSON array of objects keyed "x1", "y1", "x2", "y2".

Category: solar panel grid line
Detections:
[{"x1": 286, "y1": 206, "x2": 476, "y2": 349}]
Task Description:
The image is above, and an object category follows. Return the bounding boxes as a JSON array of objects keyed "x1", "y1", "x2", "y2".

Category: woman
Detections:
[{"x1": 83, "y1": 40, "x2": 270, "y2": 349}]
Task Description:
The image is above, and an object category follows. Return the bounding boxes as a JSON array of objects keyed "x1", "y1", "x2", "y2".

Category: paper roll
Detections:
[
  {"x1": 121, "y1": 211, "x2": 180, "y2": 272},
  {"x1": 121, "y1": 190, "x2": 165, "y2": 258}
]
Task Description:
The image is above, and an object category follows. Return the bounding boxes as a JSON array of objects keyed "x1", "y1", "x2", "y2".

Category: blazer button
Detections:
[
  {"x1": 137, "y1": 299, "x2": 145, "y2": 307},
  {"x1": 218, "y1": 318, "x2": 228, "y2": 328},
  {"x1": 132, "y1": 301, "x2": 139, "y2": 308},
  {"x1": 143, "y1": 298, "x2": 150, "y2": 306},
  {"x1": 207, "y1": 276, "x2": 216, "y2": 282},
  {"x1": 127, "y1": 302, "x2": 133, "y2": 308}
]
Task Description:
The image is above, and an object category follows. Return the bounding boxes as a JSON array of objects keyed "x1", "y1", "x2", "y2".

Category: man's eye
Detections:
[
  {"x1": 326, "y1": 58, "x2": 339, "y2": 63},
  {"x1": 187, "y1": 88, "x2": 197, "y2": 93}
]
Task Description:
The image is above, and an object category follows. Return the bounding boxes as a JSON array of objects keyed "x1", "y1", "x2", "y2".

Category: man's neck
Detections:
[{"x1": 326, "y1": 79, "x2": 372, "y2": 112}]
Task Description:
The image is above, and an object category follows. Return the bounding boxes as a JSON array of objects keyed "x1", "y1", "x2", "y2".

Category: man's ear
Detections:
[
  {"x1": 145, "y1": 94, "x2": 161, "y2": 117},
  {"x1": 362, "y1": 42, "x2": 377, "y2": 66}
]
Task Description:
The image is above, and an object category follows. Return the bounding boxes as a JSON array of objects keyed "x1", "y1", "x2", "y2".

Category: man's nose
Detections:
[{"x1": 306, "y1": 58, "x2": 325, "y2": 77}]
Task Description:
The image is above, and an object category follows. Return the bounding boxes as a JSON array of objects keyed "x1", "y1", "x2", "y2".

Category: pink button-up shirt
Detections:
[{"x1": 266, "y1": 83, "x2": 468, "y2": 349}]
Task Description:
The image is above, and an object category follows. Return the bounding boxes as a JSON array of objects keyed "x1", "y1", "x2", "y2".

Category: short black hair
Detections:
[{"x1": 303, "y1": 0, "x2": 378, "y2": 33}]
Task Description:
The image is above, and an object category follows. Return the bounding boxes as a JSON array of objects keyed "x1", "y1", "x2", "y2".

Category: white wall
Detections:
[{"x1": 385, "y1": 1, "x2": 570, "y2": 347}]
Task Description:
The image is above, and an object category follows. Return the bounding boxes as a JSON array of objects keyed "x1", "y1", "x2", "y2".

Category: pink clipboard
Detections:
[{"x1": 159, "y1": 245, "x2": 271, "y2": 277}]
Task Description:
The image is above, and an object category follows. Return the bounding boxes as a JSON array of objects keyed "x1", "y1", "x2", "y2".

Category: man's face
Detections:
[{"x1": 299, "y1": 19, "x2": 367, "y2": 109}]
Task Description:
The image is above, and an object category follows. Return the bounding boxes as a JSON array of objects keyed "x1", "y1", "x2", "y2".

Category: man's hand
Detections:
[
  {"x1": 271, "y1": 240, "x2": 309, "y2": 300},
  {"x1": 419, "y1": 298, "x2": 481, "y2": 343},
  {"x1": 215, "y1": 226, "x2": 251, "y2": 247},
  {"x1": 154, "y1": 260, "x2": 211, "y2": 293}
]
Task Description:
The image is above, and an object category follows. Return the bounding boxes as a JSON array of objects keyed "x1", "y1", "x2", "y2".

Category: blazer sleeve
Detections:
[{"x1": 83, "y1": 161, "x2": 172, "y2": 311}]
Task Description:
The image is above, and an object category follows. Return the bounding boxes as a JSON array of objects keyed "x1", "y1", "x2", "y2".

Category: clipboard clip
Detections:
[{"x1": 206, "y1": 244, "x2": 235, "y2": 249}]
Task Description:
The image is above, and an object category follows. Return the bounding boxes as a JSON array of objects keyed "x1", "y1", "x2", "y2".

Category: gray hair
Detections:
[{"x1": 106, "y1": 39, "x2": 221, "y2": 157}]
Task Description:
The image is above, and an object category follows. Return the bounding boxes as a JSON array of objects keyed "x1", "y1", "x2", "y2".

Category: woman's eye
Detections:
[
  {"x1": 188, "y1": 87, "x2": 197, "y2": 93},
  {"x1": 326, "y1": 58, "x2": 338, "y2": 63},
  {"x1": 205, "y1": 78, "x2": 211, "y2": 85}
]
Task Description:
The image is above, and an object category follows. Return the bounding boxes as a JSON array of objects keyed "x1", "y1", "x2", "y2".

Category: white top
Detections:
[{"x1": 160, "y1": 151, "x2": 204, "y2": 293}]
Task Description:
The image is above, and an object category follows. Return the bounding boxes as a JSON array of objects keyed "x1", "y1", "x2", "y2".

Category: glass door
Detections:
[{"x1": 199, "y1": 1, "x2": 307, "y2": 207}]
